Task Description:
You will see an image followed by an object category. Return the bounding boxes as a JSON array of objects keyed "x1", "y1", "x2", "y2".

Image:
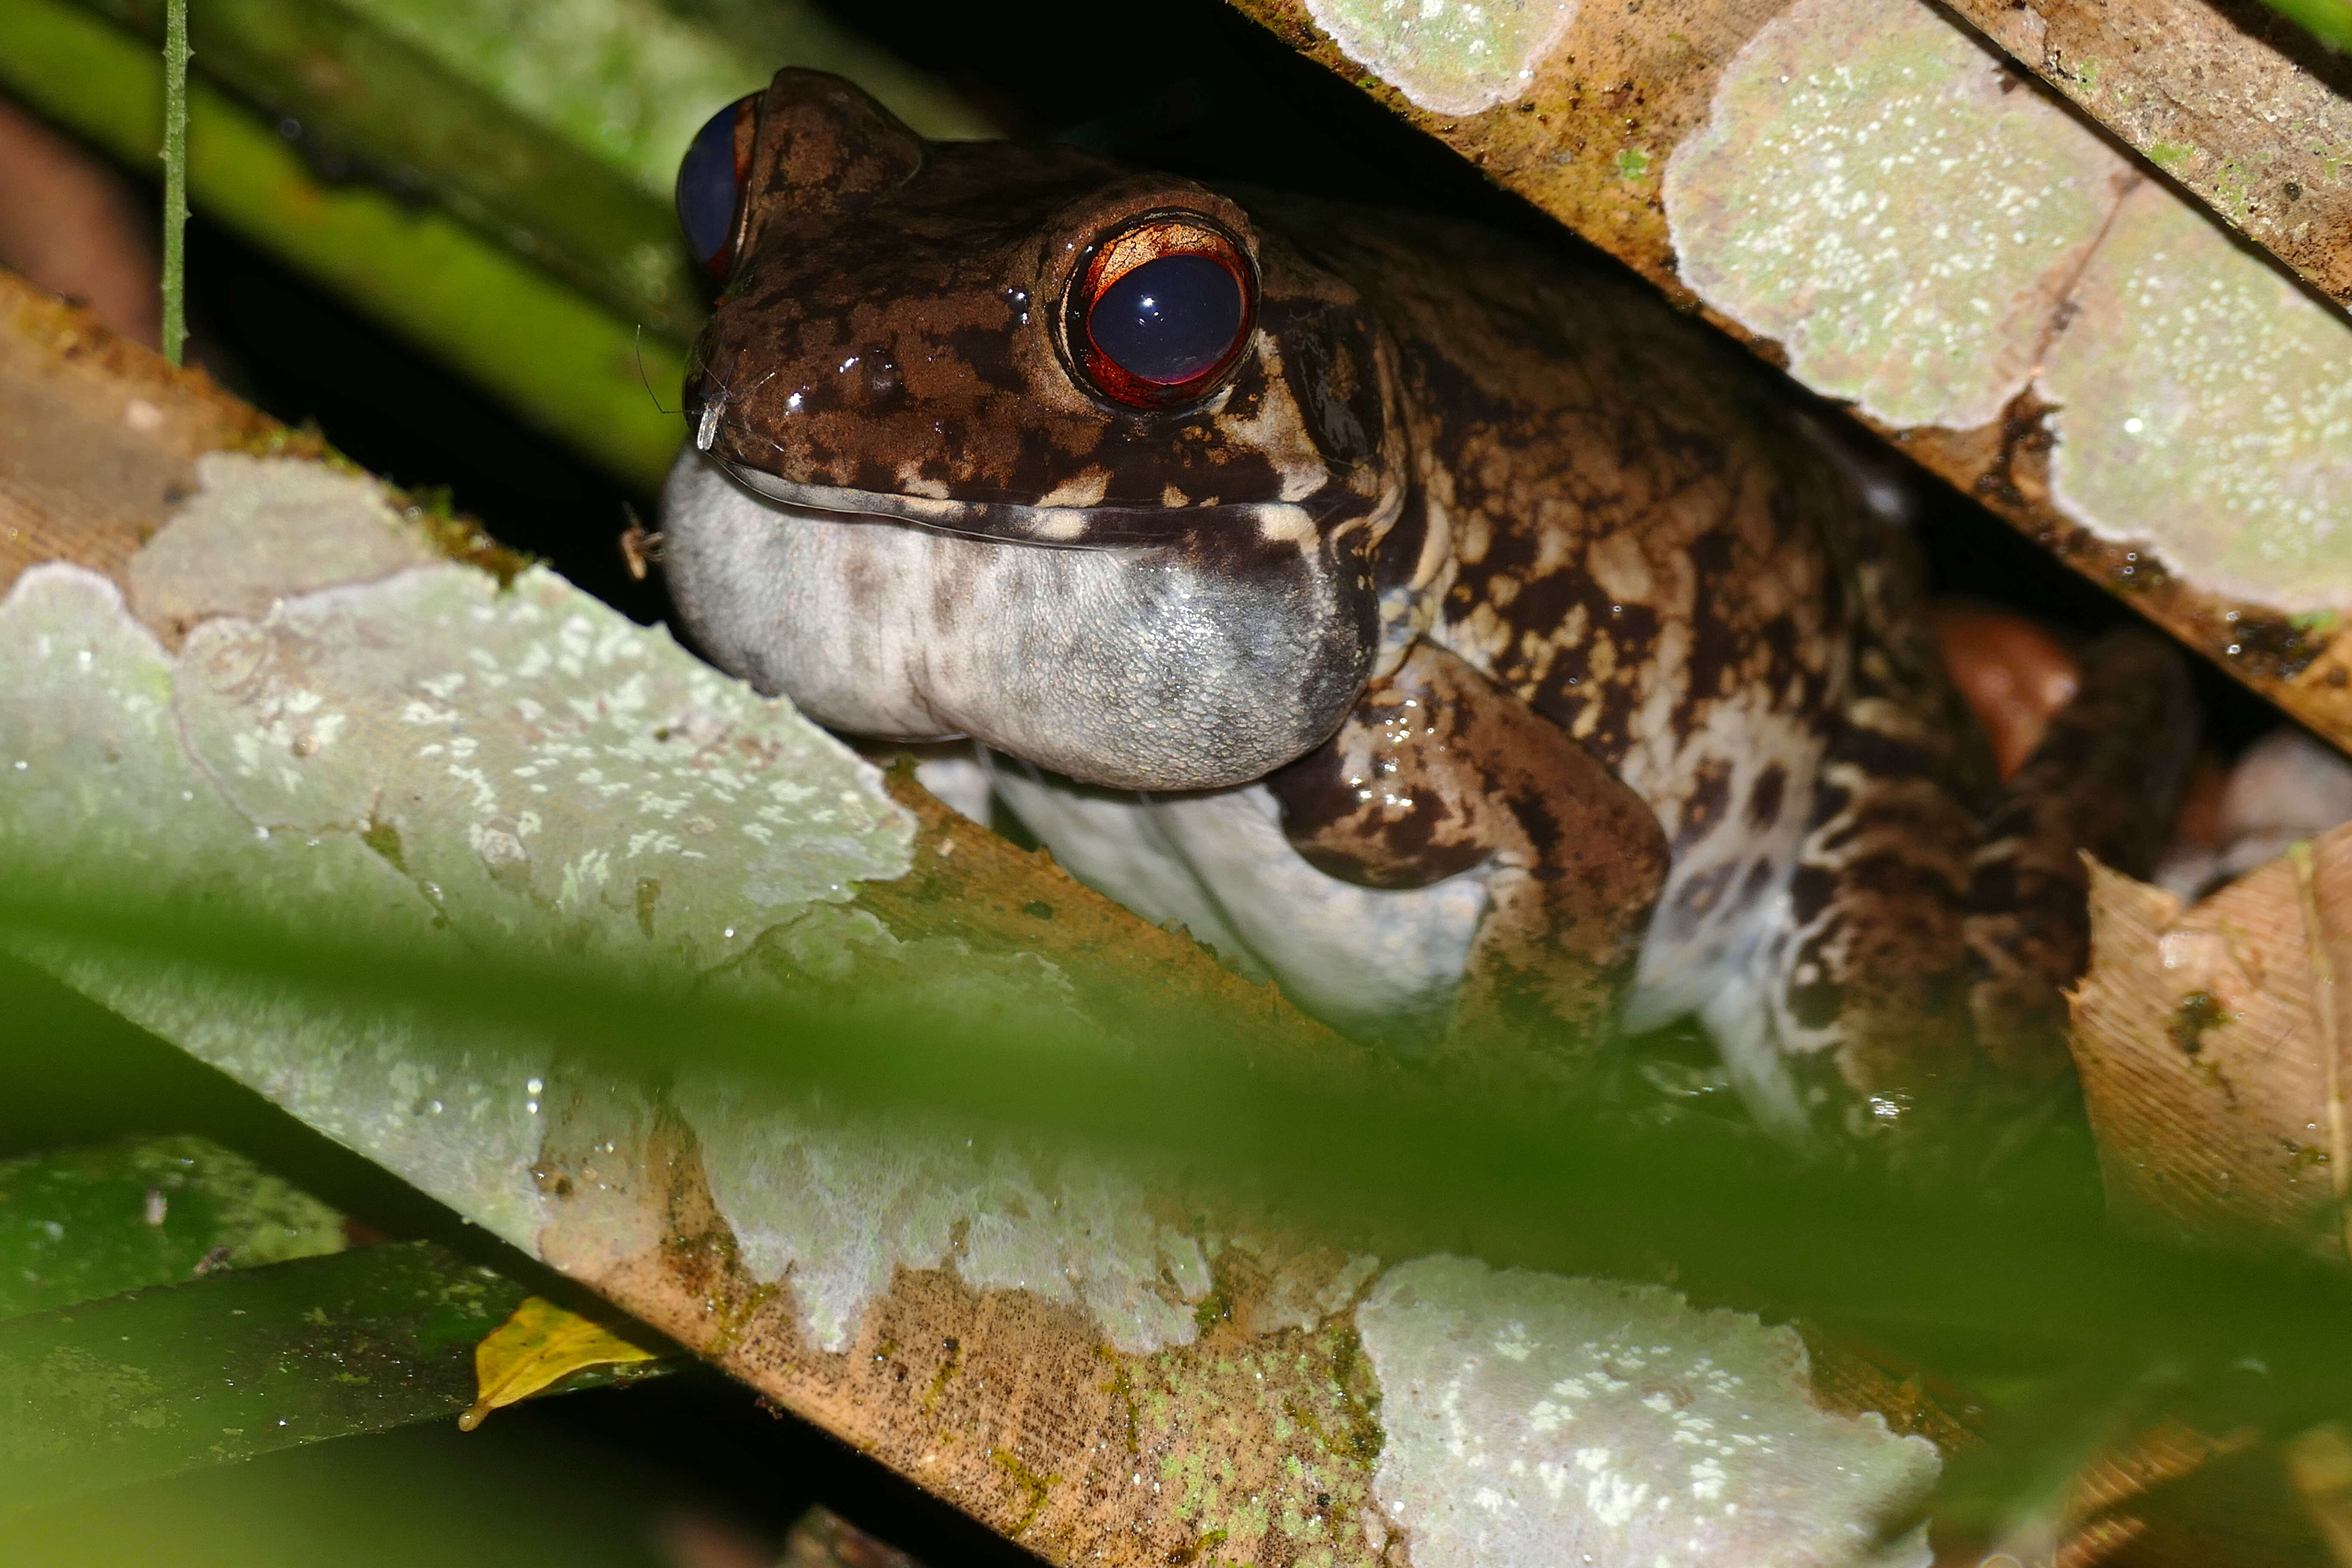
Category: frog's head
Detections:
[{"x1": 664, "y1": 70, "x2": 1410, "y2": 792}]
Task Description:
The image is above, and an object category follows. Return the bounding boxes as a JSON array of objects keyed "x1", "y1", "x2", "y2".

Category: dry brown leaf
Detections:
[
  {"x1": 2072, "y1": 825, "x2": 2352, "y2": 1257},
  {"x1": 1961, "y1": 1421, "x2": 2334, "y2": 1568}
]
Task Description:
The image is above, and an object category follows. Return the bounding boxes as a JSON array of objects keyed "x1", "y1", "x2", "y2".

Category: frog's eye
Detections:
[
  {"x1": 677, "y1": 94, "x2": 759, "y2": 280},
  {"x1": 1070, "y1": 217, "x2": 1255, "y2": 409}
]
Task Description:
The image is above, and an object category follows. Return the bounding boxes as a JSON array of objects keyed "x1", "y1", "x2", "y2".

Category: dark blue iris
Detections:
[
  {"x1": 1087, "y1": 254, "x2": 1244, "y2": 385},
  {"x1": 677, "y1": 98, "x2": 748, "y2": 270}
]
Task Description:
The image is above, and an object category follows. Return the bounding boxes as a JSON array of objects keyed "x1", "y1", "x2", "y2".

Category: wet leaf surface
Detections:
[
  {"x1": 0, "y1": 1238, "x2": 657, "y2": 1508},
  {"x1": 0, "y1": 1134, "x2": 344, "y2": 1318}
]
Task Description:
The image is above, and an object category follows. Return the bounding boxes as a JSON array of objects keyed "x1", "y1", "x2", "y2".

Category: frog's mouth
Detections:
[{"x1": 717, "y1": 459, "x2": 1326, "y2": 552}]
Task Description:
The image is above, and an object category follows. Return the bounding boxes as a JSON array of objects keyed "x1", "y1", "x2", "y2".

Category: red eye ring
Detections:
[{"x1": 1066, "y1": 215, "x2": 1256, "y2": 410}]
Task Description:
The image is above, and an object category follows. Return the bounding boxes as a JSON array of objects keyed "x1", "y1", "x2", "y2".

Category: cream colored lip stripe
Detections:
[{"x1": 720, "y1": 462, "x2": 1329, "y2": 555}]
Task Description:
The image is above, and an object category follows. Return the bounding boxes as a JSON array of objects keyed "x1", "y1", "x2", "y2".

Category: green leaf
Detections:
[
  {"x1": 0, "y1": 1418, "x2": 702, "y2": 1568},
  {"x1": 0, "y1": 1239, "x2": 659, "y2": 1507},
  {"x1": 5, "y1": 859, "x2": 2350, "y2": 1407},
  {"x1": 0, "y1": 0, "x2": 688, "y2": 489},
  {"x1": 0, "y1": 1136, "x2": 345, "y2": 1319}
]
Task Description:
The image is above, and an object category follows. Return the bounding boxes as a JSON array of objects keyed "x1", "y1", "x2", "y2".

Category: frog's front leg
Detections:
[{"x1": 1267, "y1": 642, "x2": 1669, "y2": 1084}]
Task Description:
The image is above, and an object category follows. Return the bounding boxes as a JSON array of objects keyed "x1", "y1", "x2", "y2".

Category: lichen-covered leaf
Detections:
[
  {"x1": 1234, "y1": 0, "x2": 2352, "y2": 760},
  {"x1": 0, "y1": 452, "x2": 919, "y2": 1253},
  {"x1": 1951, "y1": 0, "x2": 2352, "y2": 310},
  {"x1": 2043, "y1": 183, "x2": 2352, "y2": 614},
  {"x1": 1663, "y1": 0, "x2": 2128, "y2": 432}
]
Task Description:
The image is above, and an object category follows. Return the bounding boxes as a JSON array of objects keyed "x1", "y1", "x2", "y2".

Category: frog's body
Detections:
[{"x1": 663, "y1": 70, "x2": 2193, "y2": 1142}]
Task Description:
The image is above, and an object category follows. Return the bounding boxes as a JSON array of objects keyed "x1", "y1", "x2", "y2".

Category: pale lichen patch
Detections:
[
  {"x1": 170, "y1": 563, "x2": 912, "y2": 966},
  {"x1": 0, "y1": 564, "x2": 555, "y2": 1251},
  {"x1": 1302, "y1": 0, "x2": 1577, "y2": 121},
  {"x1": 127, "y1": 453, "x2": 439, "y2": 644},
  {"x1": 1130, "y1": 1317, "x2": 1387, "y2": 1566},
  {"x1": 3, "y1": 454, "x2": 924, "y2": 1257},
  {"x1": 1663, "y1": 0, "x2": 2128, "y2": 430},
  {"x1": 0, "y1": 565, "x2": 252, "y2": 884},
  {"x1": 2042, "y1": 181, "x2": 2352, "y2": 613},
  {"x1": 676, "y1": 1052, "x2": 1215, "y2": 1355},
  {"x1": 1355, "y1": 1256, "x2": 1938, "y2": 1568}
]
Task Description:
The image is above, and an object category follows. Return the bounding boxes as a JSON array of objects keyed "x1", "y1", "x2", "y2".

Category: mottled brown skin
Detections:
[
  {"x1": 675, "y1": 70, "x2": 2196, "y2": 1143},
  {"x1": 692, "y1": 73, "x2": 1399, "y2": 544},
  {"x1": 1269, "y1": 642, "x2": 1671, "y2": 1080},
  {"x1": 1965, "y1": 632, "x2": 2197, "y2": 1078}
]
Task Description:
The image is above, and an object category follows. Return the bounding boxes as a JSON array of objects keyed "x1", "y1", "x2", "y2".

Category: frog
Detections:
[{"x1": 657, "y1": 68, "x2": 2196, "y2": 1145}]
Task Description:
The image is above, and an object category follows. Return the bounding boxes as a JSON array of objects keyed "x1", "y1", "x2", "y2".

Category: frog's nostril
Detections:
[{"x1": 860, "y1": 347, "x2": 902, "y2": 397}]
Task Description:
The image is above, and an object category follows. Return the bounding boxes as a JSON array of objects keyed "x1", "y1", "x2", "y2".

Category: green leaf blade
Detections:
[
  {"x1": 0, "y1": 1240, "x2": 518, "y2": 1506},
  {"x1": 0, "y1": 1136, "x2": 346, "y2": 1319}
]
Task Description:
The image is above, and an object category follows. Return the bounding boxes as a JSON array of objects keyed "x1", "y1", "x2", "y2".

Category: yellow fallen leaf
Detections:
[
  {"x1": 459, "y1": 1294, "x2": 665, "y2": 1430},
  {"x1": 2287, "y1": 1422, "x2": 2352, "y2": 1567}
]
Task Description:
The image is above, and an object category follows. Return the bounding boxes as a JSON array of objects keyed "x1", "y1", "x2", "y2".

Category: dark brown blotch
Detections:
[{"x1": 1746, "y1": 762, "x2": 1788, "y2": 830}]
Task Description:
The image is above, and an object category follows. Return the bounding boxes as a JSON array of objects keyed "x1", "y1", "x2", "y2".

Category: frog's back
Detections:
[{"x1": 1253, "y1": 197, "x2": 1881, "y2": 1023}]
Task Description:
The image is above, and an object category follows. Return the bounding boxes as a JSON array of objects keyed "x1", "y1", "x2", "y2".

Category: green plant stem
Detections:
[
  {"x1": 0, "y1": 0, "x2": 686, "y2": 490},
  {"x1": 2259, "y1": 0, "x2": 2352, "y2": 49},
  {"x1": 158, "y1": 0, "x2": 187, "y2": 365}
]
